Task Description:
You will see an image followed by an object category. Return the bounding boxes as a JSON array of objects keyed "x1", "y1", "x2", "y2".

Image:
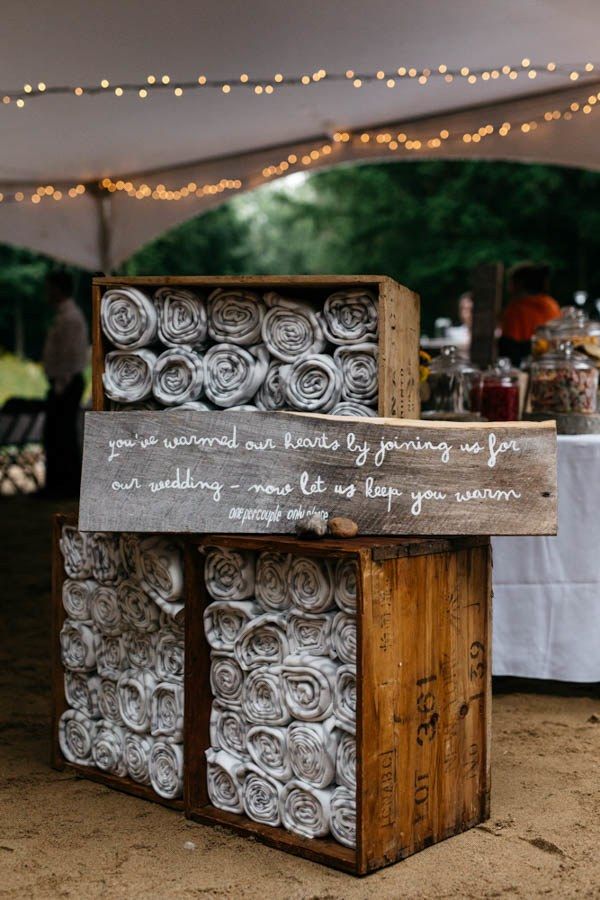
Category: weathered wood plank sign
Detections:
[{"x1": 79, "y1": 410, "x2": 557, "y2": 535}]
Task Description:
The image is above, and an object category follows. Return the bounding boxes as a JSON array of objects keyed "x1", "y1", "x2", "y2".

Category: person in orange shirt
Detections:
[{"x1": 499, "y1": 262, "x2": 561, "y2": 365}]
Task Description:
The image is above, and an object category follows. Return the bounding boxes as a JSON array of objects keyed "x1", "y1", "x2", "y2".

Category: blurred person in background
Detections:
[
  {"x1": 499, "y1": 262, "x2": 560, "y2": 366},
  {"x1": 39, "y1": 271, "x2": 89, "y2": 498}
]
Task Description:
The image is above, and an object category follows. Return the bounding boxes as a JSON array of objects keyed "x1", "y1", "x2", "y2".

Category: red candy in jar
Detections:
[{"x1": 480, "y1": 358, "x2": 520, "y2": 421}]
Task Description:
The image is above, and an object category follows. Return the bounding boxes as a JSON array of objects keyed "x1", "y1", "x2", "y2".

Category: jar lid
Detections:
[
  {"x1": 553, "y1": 308, "x2": 600, "y2": 339},
  {"x1": 482, "y1": 357, "x2": 519, "y2": 385},
  {"x1": 533, "y1": 341, "x2": 595, "y2": 370},
  {"x1": 429, "y1": 345, "x2": 479, "y2": 376}
]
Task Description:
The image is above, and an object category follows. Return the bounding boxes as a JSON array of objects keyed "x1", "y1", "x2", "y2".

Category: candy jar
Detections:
[
  {"x1": 530, "y1": 342, "x2": 598, "y2": 414},
  {"x1": 421, "y1": 346, "x2": 482, "y2": 418},
  {"x1": 532, "y1": 307, "x2": 600, "y2": 356},
  {"x1": 480, "y1": 358, "x2": 520, "y2": 421}
]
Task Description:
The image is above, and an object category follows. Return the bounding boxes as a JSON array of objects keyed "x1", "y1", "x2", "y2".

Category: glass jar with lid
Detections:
[
  {"x1": 480, "y1": 358, "x2": 520, "y2": 421},
  {"x1": 421, "y1": 346, "x2": 482, "y2": 418},
  {"x1": 530, "y1": 342, "x2": 598, "y2": 414},
  {"x1": 532, "y1": 307, "x2": 600, "y2": 356}
]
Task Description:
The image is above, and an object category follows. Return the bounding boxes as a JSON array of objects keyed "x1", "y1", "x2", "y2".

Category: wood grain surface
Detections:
[
  {"x1": 79, "y1": 410, "x2": 557, "y2": 536},
  {"x1": 184, "y1": 534, "x2": 492, "y2": 875}
]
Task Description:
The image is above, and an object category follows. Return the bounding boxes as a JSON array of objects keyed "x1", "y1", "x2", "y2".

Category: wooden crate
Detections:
[
  {"x1": 185, "y1": 534, "x2": 492, "y2": 875},
  {"x1": 91, "y1": 275, "x2": 420, "y2": 419},
  {"x1": 51, "y1": 512, "x2": 185, "y2": 811}
]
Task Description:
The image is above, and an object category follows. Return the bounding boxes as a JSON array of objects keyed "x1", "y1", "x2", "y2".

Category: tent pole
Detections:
[{"x1": 91, "y1": 186, "x2": 111, "y2": 274}]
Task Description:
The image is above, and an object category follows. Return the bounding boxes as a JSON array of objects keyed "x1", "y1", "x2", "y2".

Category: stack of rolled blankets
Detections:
[
  {"x1": 57, "y1": 525, "x2": 185, "y2": 800},
  {"x1": 101, "y1": 285, "x2": 379, "y2": 418},
  {"x1": 204, "y1": 546, "x2": 357, "y2": 848}
]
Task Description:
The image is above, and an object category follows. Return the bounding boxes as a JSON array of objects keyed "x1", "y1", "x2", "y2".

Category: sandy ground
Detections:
[{"x1": 1, "y1": 497, "x2": 599, "y2": 900}]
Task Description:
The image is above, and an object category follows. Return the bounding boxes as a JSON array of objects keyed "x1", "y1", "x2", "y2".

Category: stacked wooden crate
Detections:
[{"x1": 51, "y1": 275, "x2": 494, "y2": 875}]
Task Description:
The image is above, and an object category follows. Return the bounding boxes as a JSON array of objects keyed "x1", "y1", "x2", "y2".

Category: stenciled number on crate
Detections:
[
  {"x1": 378, "y1": 749, "x2": 396, "y2": 826},
  {"x1": 469, "y1": 640, "x2": 486, "y2": 681},
  {"x1": 413, "y1": 771, "x2": 430, "y2": 826},
  {"x1": 415, "y1": 674, "x2": 439, "y2": 746}
]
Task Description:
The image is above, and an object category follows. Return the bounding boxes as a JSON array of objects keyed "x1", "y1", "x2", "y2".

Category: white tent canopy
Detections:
[{"x1": 2, "y1": 0, "x2": 600, "y2": 269}]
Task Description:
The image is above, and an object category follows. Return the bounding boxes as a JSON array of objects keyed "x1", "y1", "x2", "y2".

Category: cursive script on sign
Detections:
[{"x1": 79, "y1": 410, "x2": 557, "y2": 536}]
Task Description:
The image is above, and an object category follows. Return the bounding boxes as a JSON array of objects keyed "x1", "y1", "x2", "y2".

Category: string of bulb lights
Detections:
[
  {"x1": 2, "y1": 59, "x2": 600, "y2": 107},
  {"x1": 1, "y1": 83, "x2": 599, "y2": 205}
]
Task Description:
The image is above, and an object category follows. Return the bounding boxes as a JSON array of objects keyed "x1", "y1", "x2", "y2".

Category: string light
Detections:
[
  {"x1": 3, "y1": 82, "x2": 599, "y2": 206},
  {"x1": 0, "y1": 60, "x2": 598, "y2": 107}
]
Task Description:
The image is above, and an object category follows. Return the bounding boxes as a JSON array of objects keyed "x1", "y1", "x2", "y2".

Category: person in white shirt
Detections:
[{"x1": 40, "y1": 271, "x2": 90, "y2": 497}]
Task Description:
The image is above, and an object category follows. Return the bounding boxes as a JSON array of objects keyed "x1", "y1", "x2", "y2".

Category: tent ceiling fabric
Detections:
[{"x1": 2, "y1": 0, "x2": 600, "y2": 268}]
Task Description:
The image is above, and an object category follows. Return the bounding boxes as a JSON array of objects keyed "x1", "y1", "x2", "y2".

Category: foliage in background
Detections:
[
  {"x1": 3, "y1": 159, "x2": 600, "y2": 373},
  {"x1": 0, "y1": 354, "x2": 48, "y2": 407}
]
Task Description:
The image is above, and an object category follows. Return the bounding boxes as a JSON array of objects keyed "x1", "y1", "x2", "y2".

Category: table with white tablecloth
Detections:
[{"x1": 492, "y1": 434, "x2": 600, "y2": 682}]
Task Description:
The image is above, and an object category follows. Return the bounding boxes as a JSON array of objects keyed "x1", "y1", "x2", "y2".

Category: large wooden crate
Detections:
[
  {"x1": 91, "y1": 275, "x2": 420, "y2": 419},
  {"x1": 51, "y1": 513, "x2": 186, "y2": 810},
  {"x1": 185, "y1": 534, "x2": 492, "y2": 875}
]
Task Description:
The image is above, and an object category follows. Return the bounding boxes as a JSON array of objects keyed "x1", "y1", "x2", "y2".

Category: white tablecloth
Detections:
[{"x1": 492, "y1": 434, "x2": 600, "y2": 682}]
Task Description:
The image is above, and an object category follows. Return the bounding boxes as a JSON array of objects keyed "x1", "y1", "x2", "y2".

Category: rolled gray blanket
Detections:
[
  {"x1": 151, "y1": 681, "x2": 184, "y2": 742},
  {"x1": 281, "y1": 354, "x2": 343, "y2": 412},
  {"x1": 96, "y1": 634, "x2": 126, "y2": 681},
  {"x1": 62, "y1": 578, "x2": 96, "y2": 622},
  {"x1": 149, "y1": 738, "x2": 183, "y2": 799},
  {"x1": 254, "y1": 551, "x2": 291, "y2": 612},
  {"x1": 204, "y1": 546, "x2": 255, "y2": 601},
  {"x1": 330, "y1": 785, "x2": 356, "y2": 848},
  {"x1": 60, "y1": 620, "x2": 97, "y2": 672},
  {"x1": 330, "y1": 611, "x2": 356, "y2": 665},
  {"x1": 123, "y1": 631, "x2": 157, "y2": 670},
  {"x1": 138, "y1": 537, "x2": 184, "y2": 616},
  {"x1": 254, "y1": 361, "x2": 286, "y2": 411},
  {"x1": 239, "y1": 763, "x2": 285, "y2": 826},
  {"x1": 124, "y1": 732, "x2": 155, "y2": 785},
  {"x1": 101, "y1": 287, "x2": 158, "y2": 349},
  {"x1": 333, "y1": 343, "x2": 378, "y2": 405},
  {"x1": 117, "y1": 667, "x2": 157, "y2": 733},
  {"x1": 64, "y1": 672, "x2": 100, "y2": 718},
  {"x1": 261, "y1": 293, "x2": 325, "y2": 362},
  {"x1": 90, "y1": 584, "x2": 122, "y2": 636},
  {"x1": 152, "y1": 348, "x2": 204, "y2": 406},
  {"x1": 118, "y1": 579, "x2": 160, "y2": 633},
  {"x1": 210, "y1": 701, "x2": 249, "y2": 760},
  {"x1": 60, "y1": 526, "x2": 92, "y2": 581},
  {"x1": 207, "y1": 288, "x2": 265, "y2": 345},
  {"x1": 203, "y1": 343, "x2": 269, "y2": 408},
  {"x1": 155, "y1": 287, "x2": 207, "y2": 348},
  {"x1": 119, "y1": 534, "x2": 140, "y2": 578},
  {"x1": 89, "y1": 533, "x2": 123, "y2": 586},
  {"x1": 205, "y1": 747, "x2": 244, "y2": 812},
  {"x1": 334, "y1": 559, "x2": 358, "y2": 614},
  {"x1": 331, "y1": 401, "x2": 378, "y2": 417},
  {"x1": 92, "y1": 720, "x2": 128, "y2": 776},
  {"x1": 322, "y1": 288, "x2": 378, "y2": 345},
  {"x1": 98, "y1": 677, "x2": 124, "y2": 724},
  {"x1": 59, "y1": 709, "x2": 97, "y2": 766},
  {"x1": 103, "y1": 349, "x2": 157, "y2": 403}
]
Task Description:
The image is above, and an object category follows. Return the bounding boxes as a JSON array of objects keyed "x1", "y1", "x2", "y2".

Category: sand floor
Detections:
[{"x1": 1, "y1": 497, "x2": 599, "y2": 899}]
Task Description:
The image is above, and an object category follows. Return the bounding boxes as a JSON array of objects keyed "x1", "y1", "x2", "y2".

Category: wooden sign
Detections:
[{"x1": 79, "y1": 410, "x2": 557, "y2": 536}]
